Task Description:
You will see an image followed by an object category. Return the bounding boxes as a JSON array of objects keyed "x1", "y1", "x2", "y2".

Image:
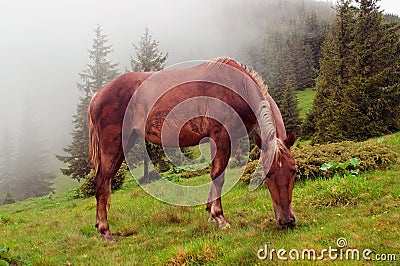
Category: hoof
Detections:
[
  {"x1": 221, "y1": 223, "x2": 231, "y2": 230},
  {"x1": 101, "y1": 232, "x2": 116, "y2": 243},
  {"x1": 207, "y1": 213, "x2": 230, "y2": 228}
]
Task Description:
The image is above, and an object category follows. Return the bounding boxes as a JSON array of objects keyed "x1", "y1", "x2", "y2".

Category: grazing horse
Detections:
[{"x1": 88, "y1": 57, "x2": 296, "y2": 242}]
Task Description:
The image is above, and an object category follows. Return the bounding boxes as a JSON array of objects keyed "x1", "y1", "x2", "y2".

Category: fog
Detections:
[
  {"x1": 0, "y1": 0, "x2": 266, "y2": 153},
  {"x1": 0, "y1": 0, "x2": 398, "y2": 174}
]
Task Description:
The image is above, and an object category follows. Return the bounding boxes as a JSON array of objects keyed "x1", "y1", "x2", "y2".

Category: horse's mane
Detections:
[
  {"x1": 207, "y1": 57, "x2": 280, "y2": 189},
  {"x1": 206, "y1": 57, "x2": 268, "y2": 98}
]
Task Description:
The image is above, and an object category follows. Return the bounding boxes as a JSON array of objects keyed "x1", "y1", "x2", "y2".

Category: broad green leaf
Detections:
[
  {"x1": 350, "y1": 169, "x2": 360, "y2": 175},
  {"x1": 377, "y1": 137, "x2": 384, "y2": 143},
  {"x1": 338, "y1": 161, "x2": 350, "y2": 170},
  {"x1": 349, "y1": 158, "x2": 360, "y2": 166},
  {"x1": 0, "y1": 259, "x2": 10, "y2": 266},
  {"x1": 320, "y1": 162, "x2": 333, "y2": 171}
]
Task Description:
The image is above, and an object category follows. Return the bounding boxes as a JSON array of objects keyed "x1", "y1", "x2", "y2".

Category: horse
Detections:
[{"x1": 88, "y1": 57, "x2": 297, "y2": 242}]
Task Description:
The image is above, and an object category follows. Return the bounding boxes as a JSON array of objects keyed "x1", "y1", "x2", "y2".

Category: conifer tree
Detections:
[
  {"x1": 129, "y1": 28, "x2": 168, "y2": 72},
  {"x1": 280, "y1": 73, "x2": 302, "y2": 134},
  {"x1": 302, "y1": 0, "x2": 356, "y2": 142},
  {"x1": 344, "y1": 0, "x2": 400, "y2": 139},
  {"x1": 126, "y1": 28, "x2": 169, "y2": 178},
  {"x1": 287, "y1": 26, "x2": 314, "y2": 90},
  {"x1": 259, "y1": 33, "x2": 301, "y2": 134},
  {"x1": 12, "y1": 98, "x2": 55, "y2": 200},
  {"x1": 0, "y1": 130, "x2": 15, "y2": 196},
  {"x1": 303, "y1": 0, "x2": 400, "y2": 143},
  {"x1": 57, "y1": 25, "x2": 119, "y2": 181}
]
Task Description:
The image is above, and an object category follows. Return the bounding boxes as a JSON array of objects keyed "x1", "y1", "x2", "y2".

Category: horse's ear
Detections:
[
  {"x1": 255, "y1": 133, "x2": 262, "y2": 149},
  {"x1": 284, "y1": 131, "x2": 296, "y2": 148}
]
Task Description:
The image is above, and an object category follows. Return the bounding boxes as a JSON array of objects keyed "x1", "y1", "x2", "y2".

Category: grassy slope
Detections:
[
  {"x1": 296, "y1": 88, "x2": 315, "y2": 120},
  {"x1": 1, "y1": 90, "x2": 399, "y2": 265},
  {"x1": 0, "y1": 133, "x2": 399, "y2": 265}
]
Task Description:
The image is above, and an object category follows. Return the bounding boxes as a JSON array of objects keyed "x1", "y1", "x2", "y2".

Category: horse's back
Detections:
[{"x1": 89, "y1": 72, "x2": 152, "y2": 126}]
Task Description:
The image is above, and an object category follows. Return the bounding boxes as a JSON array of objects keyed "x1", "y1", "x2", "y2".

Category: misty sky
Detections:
[{"x1": 0, "y1": 0, "x2": 399, "y2": 156}]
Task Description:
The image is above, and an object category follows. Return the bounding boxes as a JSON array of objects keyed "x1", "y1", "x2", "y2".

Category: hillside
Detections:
[{"x1": 1, "y1": 132, "x2": 399, "y2": 265}]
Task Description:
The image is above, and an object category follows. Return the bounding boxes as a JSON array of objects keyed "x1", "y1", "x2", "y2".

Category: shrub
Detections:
[
  {"x1": 240, "y1": 160, "x2": 262, "y2": 183},
  {"x1": 248, "y1": 146, "x2": 260, "y2": 161},
  {"x1": 138, "y1": 170, "x2": 163, "y2": 185},
  {"x1": 78, "y1": 162, "x2": 128, "y2": 197},
  {"x1": 228, "y1": 157, "x2": 247, "y2": 169},
  {"x1": 240, "y1": 138, "x2": 399, "y2": 183},
  {"x1": 181, "y1": 165, "x2": 210, "y2": 179},
  {"x1": 293, "y1": 139, "x2": 399, "y2": 180}
]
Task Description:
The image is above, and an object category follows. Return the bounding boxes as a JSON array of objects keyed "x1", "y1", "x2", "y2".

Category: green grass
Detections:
[
  {"x1": 1, "y1": 160, "x2": 399, "y2": 265},
  {"x1": 2, "y1": 91, "x2": 399, "y2": 265},
  {"x1": 52, "y1": 174, "x2": 79, "y2": 195},
  {"x1": 296, "y1": 88, "x2": 316, "y2": 120}
]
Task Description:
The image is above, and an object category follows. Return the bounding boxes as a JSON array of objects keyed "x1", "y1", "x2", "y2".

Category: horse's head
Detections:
[{"x1": 256, "y1": 131, "x2": 296, "y2": 228}]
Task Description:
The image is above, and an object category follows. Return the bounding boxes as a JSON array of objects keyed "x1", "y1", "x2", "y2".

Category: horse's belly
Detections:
[{"x1": 145, "y1": 115, "x2": 208, "y2": 147}]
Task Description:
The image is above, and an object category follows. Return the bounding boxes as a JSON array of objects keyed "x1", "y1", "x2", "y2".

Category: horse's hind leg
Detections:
[
  {"x1": 94, "y1": 125, "x2": 124, "y2": 242},
  {"x1": 206, "y1": 128, "x2": 231, "y2": 228}
]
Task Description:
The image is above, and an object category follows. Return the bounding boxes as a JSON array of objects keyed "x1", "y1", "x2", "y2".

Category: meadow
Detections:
[{"x1": 0, "y1": 88, "x2": 399, "y2": 265}]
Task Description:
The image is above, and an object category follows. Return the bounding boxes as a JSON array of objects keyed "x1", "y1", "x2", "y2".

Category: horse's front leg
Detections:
[
  {"x1": 206, "y1": 172, "x2": 230, "y2": 228},
  {"x1": 206, "y1": 129, "x2": 231, "y2": 228}
]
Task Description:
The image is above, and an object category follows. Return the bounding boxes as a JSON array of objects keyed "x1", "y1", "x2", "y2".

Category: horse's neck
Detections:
[{"x1": 266, "y1": 95, "x2": 286, "y2": 141}]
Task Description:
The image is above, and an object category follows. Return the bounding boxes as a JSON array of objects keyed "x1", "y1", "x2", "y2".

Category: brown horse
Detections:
[{"x1": 88, "y1": 57, "x2": 296, "y2": 242}]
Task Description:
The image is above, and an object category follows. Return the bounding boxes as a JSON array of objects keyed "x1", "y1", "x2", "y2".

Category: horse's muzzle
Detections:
[{"x1": 278, "y1": 216, "x2": 296, "y2": 228}]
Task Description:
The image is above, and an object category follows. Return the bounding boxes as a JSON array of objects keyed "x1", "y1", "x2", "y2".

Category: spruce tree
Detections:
[
  {"x1": 0, "y1": 130, "x2": 15, "y2": 195},
  {"x1": 57, "y1": 25, "x2": 119, "y2": 181},
  {"x1": 12, "y1": 98, "x2": 55, "y2": 200},
  {"x1": 129, "y1": 28, "x2": 168, "y2": 72},
  {"x1": 344, "y1": 0, "x2": 400, "y2": 139},
  {"x1": 287, "y1": 26, "x2": 314, "y2": 90},
  {"x1": 260, "y1": 33, "x2": 301, "y2": 135},
  {"x1": 302, "y1": 0, "x2": 355, "y2": 142},
  {"x1": 126, "y1": 28, "x2": 169, "y2": 178},
  {"x1": 280, "y1": 72, "x2": 302, "y2": 134},
  {"x1": 303, "y1": 0, "x2": 400, "y2": 143}
]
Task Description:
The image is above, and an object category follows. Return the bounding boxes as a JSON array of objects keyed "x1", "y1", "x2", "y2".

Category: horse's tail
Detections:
[{"x1": 88, "y1": 102, "x2": 100, "y2": 174}]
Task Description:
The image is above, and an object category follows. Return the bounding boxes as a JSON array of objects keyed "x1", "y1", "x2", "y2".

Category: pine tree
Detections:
[
  {"x1": 129, "y1": 28, "x2": 168, "y2": 72},
  {"x1": 57, "y1": 25, "x2": 119, "y2": 181},
  {"x1": 0, "y1": 130, "x2": 15, "y2": 195},
  {"x1": 304, "y1": 11, "x2": 329, "y2": 76},
  {"x1": 303, "y1": 0, "x2": 400, "y2": 143},
  {"x1": 344, "y1": 0, "x2": 400, "y2": 139},
  {"x1": 303, "y1": 0, "x2": 356, "y2": 143},
  {"x1": 259, "y1": 33, "x2": 301, "y2": 135},
  {"x1": 12, "y1": 98, "x2": 55, "y2": 200},
  {"x1": 126, "y1": 28, "x2": 169, "y2": 178},
  {"x1": 287, "y1": 25, "x2": 314, "y2": 90},
  {"x1": 280, "y1": 72, "x2": 302, "y2": 134}
]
